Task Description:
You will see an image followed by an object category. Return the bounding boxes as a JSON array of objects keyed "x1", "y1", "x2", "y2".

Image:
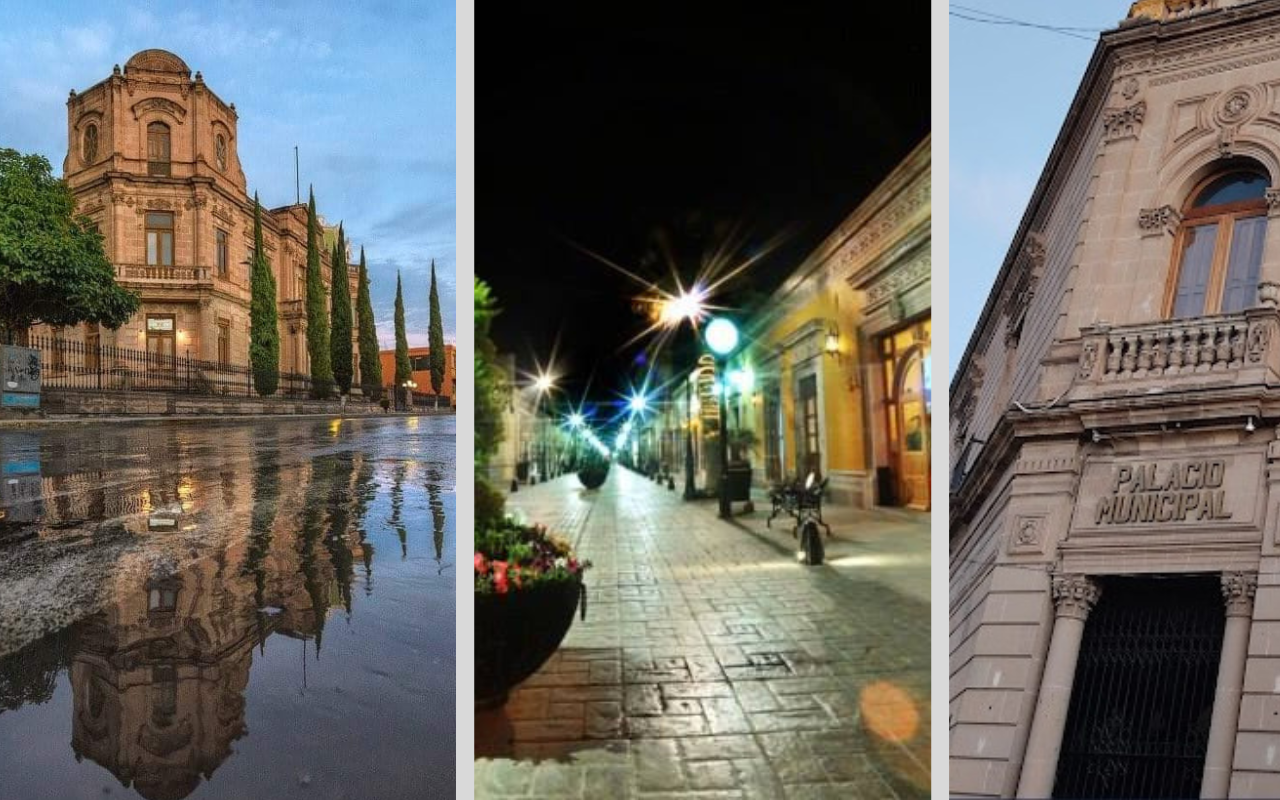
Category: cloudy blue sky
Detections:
[
  {"x1": 950, "y1": 2, "x2": 1134, "y2": 374},
  {"x1": 0, "y1": 0, "x2": 455, "y2": 347}
]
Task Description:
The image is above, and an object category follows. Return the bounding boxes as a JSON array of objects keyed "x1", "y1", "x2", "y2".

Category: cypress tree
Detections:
[
  {"x1": 248, "y1": 193, "x2": 279, "y2": 395},
  {"x1": 427, "y1": 259, "x2": 446, "y2": 405},
  {"x1": 356, "y1": 247, "x2": 383, "y2": 400},
  {"x1": 330, "y1": 224, "x2": 353, "y2": 395},
  {"x1": 305, "y1": 187, "x2": 332, "y2": 398},
  {"x1": 393, "y1": 271, "x2": 411, "y2": 402}
]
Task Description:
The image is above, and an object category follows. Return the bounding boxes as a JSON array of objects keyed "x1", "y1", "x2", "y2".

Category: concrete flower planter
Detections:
[{"x1": 474, "y1": 578, "x2": 584, "y2": 708}]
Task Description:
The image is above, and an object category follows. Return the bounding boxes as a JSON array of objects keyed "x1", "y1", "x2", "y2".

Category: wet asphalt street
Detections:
[{"x1": 0, "y1": 415, "x2": 455, "y2": 800}]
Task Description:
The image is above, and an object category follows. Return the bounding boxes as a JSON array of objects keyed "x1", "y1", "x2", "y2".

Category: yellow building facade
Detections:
[{"x1": 733, "y1": 136, "x2": 931, "y2": 509}]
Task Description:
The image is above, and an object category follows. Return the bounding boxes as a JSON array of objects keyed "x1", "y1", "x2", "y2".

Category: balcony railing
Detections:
[
  {"x1": 115, "y1": 263, "x2": 211, "y2": 282},
  {"x1": 281, "y1": 298, "x2": 305, "y2": 319},
  {"x1": 1072, "y1": 307, "x2": 1280, "y2": 395}
]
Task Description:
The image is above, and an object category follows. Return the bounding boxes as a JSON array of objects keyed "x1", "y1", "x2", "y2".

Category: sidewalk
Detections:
[{"x1": 476, "y1": 467, "x2": 930, "y2": 799}]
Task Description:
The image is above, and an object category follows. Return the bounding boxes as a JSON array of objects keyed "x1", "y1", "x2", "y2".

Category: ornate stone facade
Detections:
[
  {"x1": 45, "y1": 49, "x2": 360, "y2": 383},
  {"x1": 951, "y1": 3, "x2": 1280, "y2": 797}
]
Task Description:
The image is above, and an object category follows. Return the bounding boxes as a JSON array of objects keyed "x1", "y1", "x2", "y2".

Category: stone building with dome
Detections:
[
  {"x1": 49, "y1": 49, "x2": 358, "y2": 381},
  {"x1": 950, "y1": 2, "x2": 1280, "y2": 797}
]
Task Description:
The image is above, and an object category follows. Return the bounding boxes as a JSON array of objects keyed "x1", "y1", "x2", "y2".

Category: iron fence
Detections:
[{"x1": 30, "y1": 334, "x2": 316, "y2": 398}]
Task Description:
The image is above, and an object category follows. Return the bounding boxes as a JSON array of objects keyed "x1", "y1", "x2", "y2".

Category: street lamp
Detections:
[
  {"x1": 704, "y1": 316, "x2": 739, "y2": 519},
  {"x1": 402, "y1": 379, "x2": 417, "y2": 410},
  {"x1": 532, "y1": 372, "x2": 555, "y2": 481}
]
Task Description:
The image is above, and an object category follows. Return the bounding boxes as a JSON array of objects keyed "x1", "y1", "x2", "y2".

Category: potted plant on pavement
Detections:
[
  {"x1": 474, "y1": 279, "x2": 591, "y2": 708},
  {"x1": 577, "y1": 449, "x2": 610, "y2": 490}
]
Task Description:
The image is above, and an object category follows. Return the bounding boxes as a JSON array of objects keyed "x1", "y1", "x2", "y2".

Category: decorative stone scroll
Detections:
[
  {"x1": 1221, "y1": 572, "x2": 1257, "y2": 617},
  {"x1": 1008, "y1": 515, "x2": 1046, "y2": 555},
  {"x1": 131, "y1": 96, "x2": 187, "y2": 122},
  {"x1": 1266, "y1": 188, "x2": 1280, "y2": 218},
  {"x1": 1052, "y1": 574, "x2": 1102, "y2": 621},
  {"x1": 1103, "y1": 101, "x2": 1146, "y2": 142},
  {"x1": 1138, "y1": 205, "x2": 1181, "y2": 237},
  {"x1": 1003, "y1": 233, "x2": 1046, "y2": 347},
  {"x1": 952, "y1": 360, "x2": 984, "y2": 447}
]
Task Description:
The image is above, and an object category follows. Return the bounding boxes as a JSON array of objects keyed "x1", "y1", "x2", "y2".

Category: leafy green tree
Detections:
[
  {"x1": 427, "y1": 259, "x2": 446, "y2": 404},
  {"x1": 393, "y1": 270, "x2": 411, "y2": 394},
  {"x1": 330, "y1": 224, "x2": 353, "y2": 395},
  {"x1": 475, "y1": 279, "x2": 507, "y2": 528},
  {"x1": 0, "y1": 148, "x2": 139, "y2": 343},
  {"x1": 249, "y1": 194, "x2": 280, "y2": 395},
  {"x1": 305, "y1": 187, "x2": 332, "y2": 398},
  {"x1": 355, "y1": 247, "x2": 383, "y2": 401}
]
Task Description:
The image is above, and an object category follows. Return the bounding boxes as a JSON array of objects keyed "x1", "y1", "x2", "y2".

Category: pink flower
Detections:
[
  {"x1": 493, "y1": 561, "x2": 509, "y2": 595},
  {"x1": 474, "y1": 553, "x2": 488, "y2": 574}
]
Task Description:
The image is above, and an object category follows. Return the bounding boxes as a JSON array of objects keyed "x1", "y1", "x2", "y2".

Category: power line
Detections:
[{"x1": 950, "y1": 4, "x2": 1101, "y2": 43}]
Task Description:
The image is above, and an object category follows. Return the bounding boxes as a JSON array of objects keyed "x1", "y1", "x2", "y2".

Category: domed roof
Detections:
[{"x1": 124, "y1": 49, "x2": 191, "y2": 75}]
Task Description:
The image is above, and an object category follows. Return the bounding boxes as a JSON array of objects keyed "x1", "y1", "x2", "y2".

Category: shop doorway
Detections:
[
  {"x1": 891, "y1": 345, "x2": 930, "y2": 509},
  {"x1": 1055, "y1": 576, "x2": 1223, "y2": 798}
]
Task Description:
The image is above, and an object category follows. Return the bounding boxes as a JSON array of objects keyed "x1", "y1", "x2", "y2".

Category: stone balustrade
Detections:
[
  {"x1": 114, "y1": 263, "x2": 211, "y2": 282},
  {"x1": 1073, "y1": 307, "x2": 1280, "y2": 392}
]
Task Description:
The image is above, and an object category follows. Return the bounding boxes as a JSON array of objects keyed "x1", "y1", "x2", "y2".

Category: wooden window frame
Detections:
[
  {"x1": 145, "y1": 212, "x2": 174, "y2": 267},
  {"x1": 1163, "y1": 170, "x2": 1269, "y2": 318},
  {"x1": 147, "y1": 122, "x2": 171, "y2": 177},
  {"x1": 216, "y1": 228, "x2": 229, "y2": 278}
]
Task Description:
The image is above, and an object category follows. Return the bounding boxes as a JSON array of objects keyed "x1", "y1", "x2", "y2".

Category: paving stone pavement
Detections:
[{"x1": 475, "y1": 467, "x2": 931, "y2": 799}]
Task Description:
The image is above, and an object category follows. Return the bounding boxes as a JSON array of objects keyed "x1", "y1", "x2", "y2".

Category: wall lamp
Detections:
[{"x1": 824, "y1": 326, "x2": 841, "y2": 359}]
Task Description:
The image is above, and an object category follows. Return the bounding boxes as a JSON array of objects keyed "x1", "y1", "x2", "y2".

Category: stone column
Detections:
[
  {"x1": 1016, "y1": 573, "x2": 1101, "y2": 798},
  {"x1": 1201, "y1": 571, "x2": 1257, "y2": 799}
]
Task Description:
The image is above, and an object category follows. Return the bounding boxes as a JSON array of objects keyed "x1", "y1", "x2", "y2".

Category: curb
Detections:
[{"x1": 0, "y1": 410, "x2": 455, "y2": 428}]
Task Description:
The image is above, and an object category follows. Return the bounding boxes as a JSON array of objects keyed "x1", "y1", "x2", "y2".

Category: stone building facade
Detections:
[
  {"x1": 950, "y1": 2, "x2": 1280, "y2": 797},
  {"x1": 49, "y1": 49, "x2": 359, "y2": 381},
  {"x1": 647, "y1": 136, "x2": 931, "y2": 509}
]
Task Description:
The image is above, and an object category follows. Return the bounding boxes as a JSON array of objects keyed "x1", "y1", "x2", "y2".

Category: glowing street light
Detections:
[
  {"x1": 568, "y1": 412, "x2": 585, "y2": 429},
  {"x1": 534, "y1": 373, "x2": 555, "y2": 393},
  {"x1": 659, "y1": 287, "x2": 707, "y2": 327},
  {"x1": 705, "y1": 317, "x2": 739, "y2": 356},
  {"x1": 704, "y1": 316, "x2": 740, "y2": 519},
  {"x1": 629, "y1": 393, "x2": 648, "y2": 413}
]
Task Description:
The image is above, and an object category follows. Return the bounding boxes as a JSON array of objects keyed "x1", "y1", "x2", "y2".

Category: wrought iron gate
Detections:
[{"x1": 1054, "y1": 576, "x2": 1224, "y2": 799}]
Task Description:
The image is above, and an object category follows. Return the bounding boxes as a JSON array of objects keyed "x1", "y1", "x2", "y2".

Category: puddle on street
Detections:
[{"x1": 0, "y1": 416, "x2": 455, "y2": 799}]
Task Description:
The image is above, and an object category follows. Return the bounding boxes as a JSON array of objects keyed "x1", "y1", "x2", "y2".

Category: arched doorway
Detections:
[{"x1": 891, "y1": 344, "x2": 931, "y2": 510}]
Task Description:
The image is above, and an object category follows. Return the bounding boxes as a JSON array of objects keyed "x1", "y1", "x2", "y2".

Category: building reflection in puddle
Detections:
[{"x1": 0, "y1": 436, "x2": 436, "y2": 800}]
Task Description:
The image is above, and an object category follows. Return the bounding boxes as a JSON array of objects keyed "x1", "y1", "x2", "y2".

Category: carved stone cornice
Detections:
[
  {"x1": 1002, "y1": 233, "x2": 1046, "y2": 347},
  {"x1": 1103, "y1": 101, "x2": 1147, "y2": 142},
  {"x1": 1221, "y1": 571, "x2": 1257, "y2": 617},
  {"x1": 1052, "y1": 574, "x2": 1102, "y2": 621},
  {"x1": 952, "y1": 360, "x2": 985, "y2": 447},
  {"x1": 1138, "y1": 205, "x2": 1181, "y2": 236}
]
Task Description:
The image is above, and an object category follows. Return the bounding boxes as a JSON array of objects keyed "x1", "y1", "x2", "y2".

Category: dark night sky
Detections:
[{"x1": 479, "y1": 4, "x2": 931, "y2": 419}]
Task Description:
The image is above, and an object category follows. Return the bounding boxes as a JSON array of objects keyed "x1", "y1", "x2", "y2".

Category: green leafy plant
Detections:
[
  {"x1": 355, "y1": 246, "x2": 383, "y2": 400},
  {"x1": 475, "y1": 519, "x2": 590, "y2": 596},
  {"x1": 330, "y1": 224, "x2": 353, "y2": 395},
  {"x1": 0, "y1": 148, "x2": 139, "y2": 343},
  {"x1": 428, "y1": 259, "x2": 446, "y2": 398},
  {"x1": 305, "y1": 187, "x2": 333, "y2": 398},
  {"x1": 249, "y1": 194, "x2": 279, "y2": 396},
  {"x1": 474, "y1": 279, "x2": 589, "y2": 593}
]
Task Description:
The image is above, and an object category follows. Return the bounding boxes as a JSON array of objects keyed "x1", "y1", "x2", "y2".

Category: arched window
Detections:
[
  {"x1": 82, "y1": 124, "x2": 98, "y2": 164},
  {"x1": 147, "y1": 122, "x2": 171, "y2": 176},
  {"x1": 1168, "y1": 165, "x2": 1269, "y2": 318}
]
